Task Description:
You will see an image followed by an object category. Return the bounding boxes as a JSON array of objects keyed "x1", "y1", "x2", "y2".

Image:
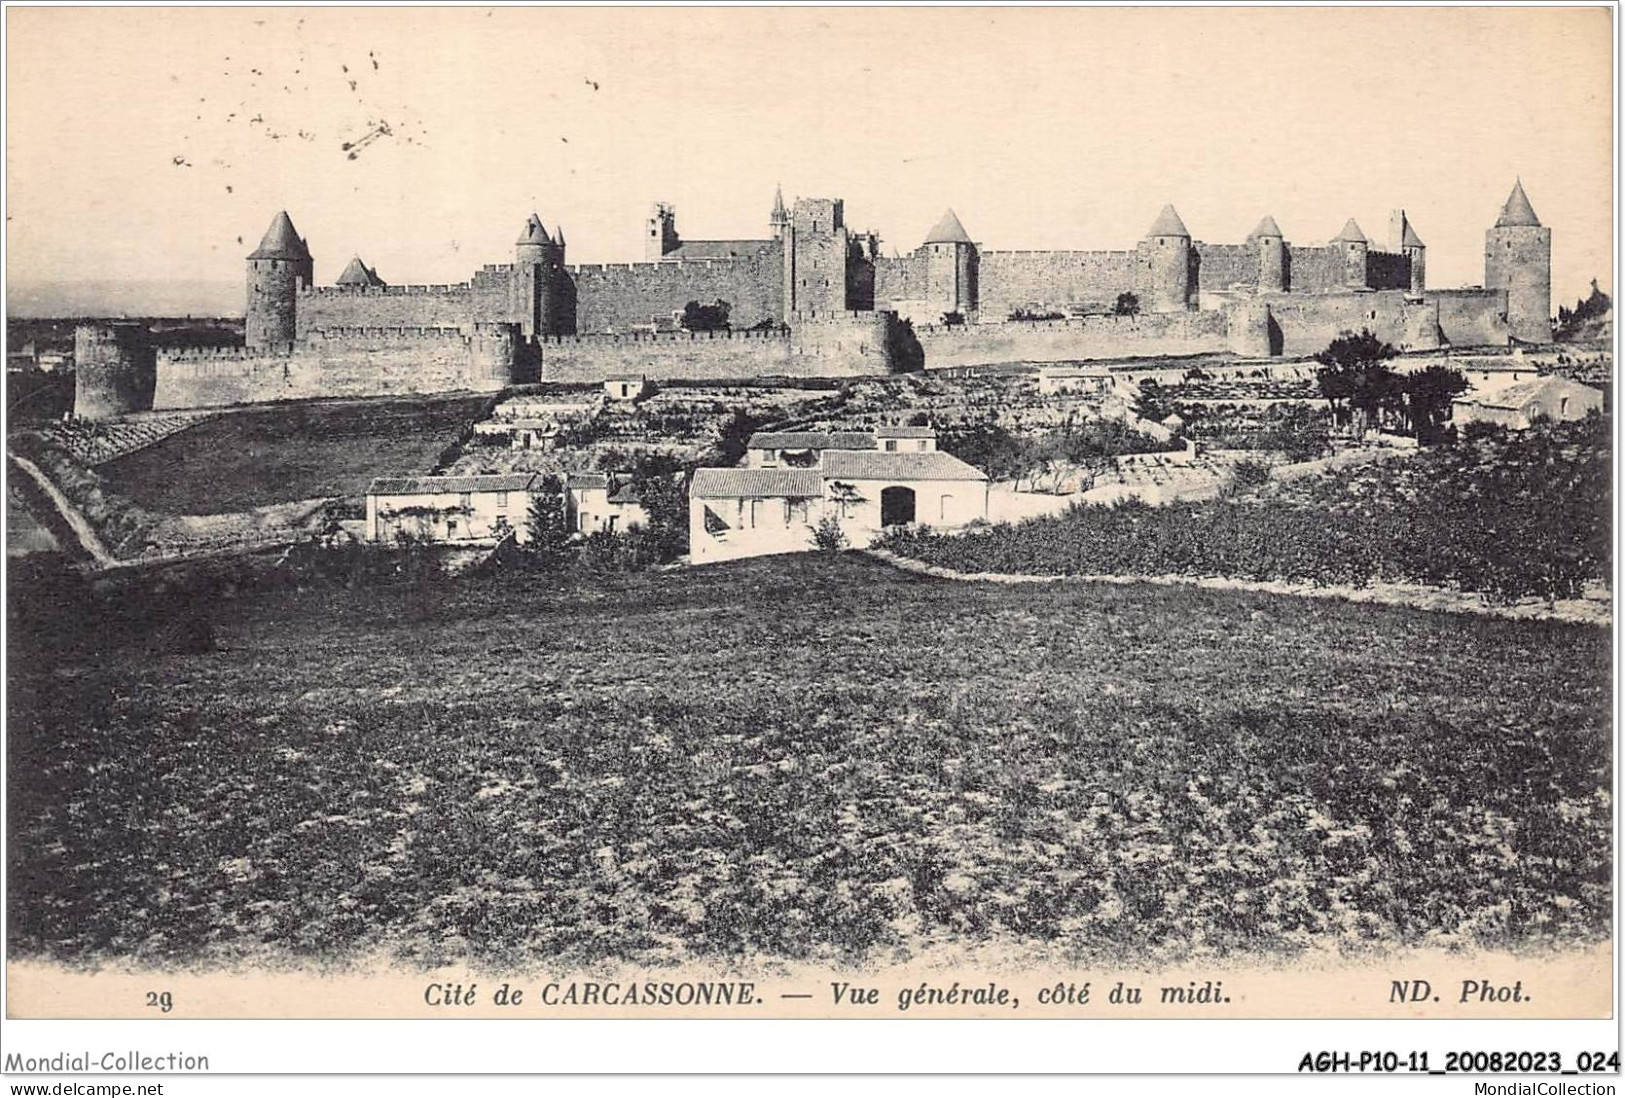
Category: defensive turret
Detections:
[
  {"x1": 1485, "y1": 180, "x2": 1552, "y2": 343},
  {"x1": 246, "y1": 211, "x2": 313, "y2": 347},
  {"x1": 1141, "y1": 204, "x2": 1192, "y2": 312}
]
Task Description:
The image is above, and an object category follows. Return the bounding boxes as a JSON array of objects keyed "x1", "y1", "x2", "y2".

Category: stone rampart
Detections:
[{"x1": 914, "y1": 311, "x2": 1230, "y2": 368}]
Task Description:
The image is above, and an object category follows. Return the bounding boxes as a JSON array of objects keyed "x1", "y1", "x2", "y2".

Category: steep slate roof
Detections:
[
  {"x1": 1248, "y1": 215, "x2": 1284, "y2": 239},
  {"x1": 248, "y1": 211, "x2": 311, "y2": 260},
  {"x1": 1401, "y1": 220, "x2": 1426, "y2": 248},
  {"x1": 823, "y1": 450, "x2": 988, "y2": 482},
  {"x1": 662, "y1": 239, "x2": 774, "y2": 259},
  {"x1": 691, "y1": 468, "x2": 825, "y2": 499},
  {"x1": 1496, "y1": 180, "x2": 1541, "y2": 228},
  {"x1": 747, "y1": 431, "x2": 877, "y2": 451},
  {"x1": 1331, "y1": 219, "x2": 1368, "y2": 244},
  {"x1": 368, "y1": 473, "x2": 539, "y2": 495},
  {"x1": 924, "y1": 208, "x2": 975, "y2": 246},
  {"x1": 517, "y1": 213, "x2": 553, "y2": 245},
  {"x1": 1146, "y1": 205, "x2": 1190, "y2": 238},
  {"x1": 335, "y1": 256, "x2": 385, "y2": 286}
]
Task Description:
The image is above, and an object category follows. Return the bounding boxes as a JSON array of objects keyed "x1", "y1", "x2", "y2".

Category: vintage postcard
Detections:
[{"x1": 2, "y1": 2, "x2": 1616, "y2": 1076}]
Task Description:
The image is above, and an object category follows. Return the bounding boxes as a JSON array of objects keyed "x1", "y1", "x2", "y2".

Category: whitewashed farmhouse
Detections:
[
  {"x1": 562, "y1": 471, "x2": 649, "y2": 534},
  {"x1": 1452, "y1": 376, "x2": 1603, "y2": 430},
  {"x1": 692, "y1": 428, "x2": 988, "y2": 563},
  {"x1": 367, "y1": 473, "x2": 539, "y2": 545}
]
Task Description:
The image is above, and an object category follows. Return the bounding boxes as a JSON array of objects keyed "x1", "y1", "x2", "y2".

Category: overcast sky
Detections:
[{"x1": 6, "y1": 7, "x2": 1613, "y2": 310}]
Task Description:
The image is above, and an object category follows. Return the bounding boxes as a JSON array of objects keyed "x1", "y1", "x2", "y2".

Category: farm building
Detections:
[
  {"x1": 746, "y1": 430, "x2": 878, "y2": 468},
  {"x1": 1038, "y1": 365, "x2": 1114, "y2": 395},
  {"x1": 691, "y1": 430, "x2": 987, "y2": 563},
  {"x1": 562, "y1": 471, "x2": 649, "y2": 534},
  {"x1": 604, "y1": 375, "x2": 649, "y2": 401},
  {"x1": 874, "y1": 425, "x2": 939, "y2": 452},
  {"x1": 366, "y1": 473, "x2": 539, "y2": 545},
  {"x1": 1452, "y1": 376, "x2": 1603, "y2": 430}
]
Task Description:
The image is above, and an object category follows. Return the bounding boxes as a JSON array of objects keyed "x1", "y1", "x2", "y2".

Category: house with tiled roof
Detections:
[
  {"x1": 563, "y1": 471, "x2": 649, "y2": 535},
  {"x1": 691, "y1": 428, "x2": 987, "y2": 563},
  {"x1": 366, "y1": 473, "x2": 539, "y2": 545},
  {"x1": 1452, "y1": 376, "x2": 1602, "y2": 430}
]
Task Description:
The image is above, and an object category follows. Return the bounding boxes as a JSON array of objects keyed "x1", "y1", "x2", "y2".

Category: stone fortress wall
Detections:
[{"x1": 73, "y1": 183, "x2": 1545, "y2": 418}]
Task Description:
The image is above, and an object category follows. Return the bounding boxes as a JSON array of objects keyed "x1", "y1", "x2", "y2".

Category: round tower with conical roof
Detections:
[
  {"x1": 1485, "y1": 180, "x2": 1552, "y2": 343},
  {"x1": 1141, "y1": 205, "x2": 1192, "y2": 312},
  {"x1": 1249, "y1": 215, "x2": 1286, "y2": 293},
  {"x1": 1331, "y1": 219, "x2": 1369, "y2": 289},
  {"x1": 513, "y1": 213, "x2": 568, "y2": 338},
  {"x1": 923, "y1": 208, "x2": 978, "y2": 321},
  {"x1": 246, "y1": 211, "x2": 313, "y2": 348}
]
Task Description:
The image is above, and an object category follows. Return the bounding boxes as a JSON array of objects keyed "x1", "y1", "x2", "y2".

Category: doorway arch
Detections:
[{"x1": 880, "y1": 485, "x2": 916, "y2": 527}]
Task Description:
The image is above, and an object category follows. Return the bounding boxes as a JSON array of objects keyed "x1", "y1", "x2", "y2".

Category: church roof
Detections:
[
  {"x1": 663, "y1": 239, "x2": 774, "y2": 260},
  {"x1": 1401, "y1": 219, "x2": 1426, "y2": 248},
  {"x1": 517, "y1": 213, "x2": 553, "y2": 246},
  {"x1": 1331, "y1": 218, "x2": 1368, "y2": 244},
  {"x1": 1146, "y1": 204, "x2": 1190, "y2": 238},
  {"x1": 1496, "y1": 180, "x2": 1541, "y2": 227},
  {"x1": 248, "y1": 211, "x2": 311, "y2": 260},
  {"x1": 925, "y1": 208, "x2": 975, "y2": 245},
  {"x1": 1248, "y1": 215, "x2": 1283, "y2": 239},
  {"x1": 772, "y1": 183, "x2": 787, "y2": 219},
  {"x1": 335, "y1": 256, "x2": 385, "y2": 287}
]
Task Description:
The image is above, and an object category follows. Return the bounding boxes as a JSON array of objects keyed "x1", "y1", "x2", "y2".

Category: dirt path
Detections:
[
  {"x1": 8, "y1": 452, "x2": 118, "y2": 567},
  {"x1": 861, "y1": 547, "x2": 1610, "y2": 627}
]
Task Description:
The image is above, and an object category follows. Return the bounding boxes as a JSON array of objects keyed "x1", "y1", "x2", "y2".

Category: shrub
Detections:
[{"x1": 810, "y1": 513, "x2": 847, "y2": 552}]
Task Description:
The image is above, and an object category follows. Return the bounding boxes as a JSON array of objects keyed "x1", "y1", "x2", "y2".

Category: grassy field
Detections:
[
  {"x1": 97, "y1": 395, "x2": 495, "y2": 512},
  {"x1": 7, "y1": 553, "x2": 1610, "y2": 972}
]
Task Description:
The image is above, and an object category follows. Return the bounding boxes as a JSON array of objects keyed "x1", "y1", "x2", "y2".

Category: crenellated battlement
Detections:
[
  {"x1": 980, "y1": 249, "x2": 1139, "y2": 259},
  {"x1": 539, "y1": 327, "x2": 792, "y2": 347},
  {"x1": 567, "y1": 255, "x2": 756, "y2": 275},
  {"x1": 308, "y1": 325, "x2": 474, "y2": 342},
  {"x1": 159, "y1": 342, "x2": 295, "y2": 362},
  {"x1": 301, "y1": 282, "x2": 472, "y2": 297}
]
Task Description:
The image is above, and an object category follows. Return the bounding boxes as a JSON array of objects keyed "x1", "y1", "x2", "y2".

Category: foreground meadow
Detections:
[{"x1": 7, "y1": 553, "x2": 1610, "y2": 972}]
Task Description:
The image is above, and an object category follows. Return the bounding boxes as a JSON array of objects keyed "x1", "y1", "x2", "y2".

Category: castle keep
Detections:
[{"x1": 75, "y1": 183, "x2": 1548, "y2": 419}]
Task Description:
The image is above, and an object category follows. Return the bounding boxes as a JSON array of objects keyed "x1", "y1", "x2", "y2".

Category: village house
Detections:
[
  {"x1": 691, "y1": 429, "x2": 988, "y2": 563},
  {"x1": 474, "y1": 395, "x2": 600, "y2": 450},
  {"x1": 746, "y1": 430, "x2": 877, "y2": 468},
  {"x1": 473, "y1": 418, "x2": 563, "y2": 450},
  {"x1": 873, "y1": 425, "x2": 938, "y2": 452},
  {"x1": 366, "y1": 473, "x2": 539, "y2": 545},
  {"x1": 1451, "y1": 376, "x2": 1604, "y2": 430},
  {"x1": 562, "y1": 471, "x2": 649, "y2": 534}
]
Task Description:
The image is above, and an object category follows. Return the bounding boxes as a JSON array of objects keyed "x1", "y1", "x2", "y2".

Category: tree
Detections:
[
  {"x1": 524, "y1": 474, "x2": 572, "y2": 565},
  {"x1": 714, "y1": 408, "x2": 772, "y2": 466},
  {"x1": 1400, "y1": 365, "x2": 1469, "y2": 444},
  {"x1": 681, "y1": 299, "x2": 731, "y2": 332},
  {"x1": 623, "y1": 455, "x2": 689, "y2": 563},
  {"x1": 1114, "y1": 292, "x2": 1140, "y2": 317},
  {"x1": 1314, "y1": 329, "x2": 1400, "y2": 437},
  {"x1": 826, "y1": 480, "x2": 866, "y2": 519},
  {"x1": 885, "y1": 315, "x2": 925, "y2": 373}
]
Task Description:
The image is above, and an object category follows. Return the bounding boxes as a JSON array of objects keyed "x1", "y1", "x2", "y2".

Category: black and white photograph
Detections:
[{"x1": 2, "y1": 2, "x2": 1616, "y2": 1081}]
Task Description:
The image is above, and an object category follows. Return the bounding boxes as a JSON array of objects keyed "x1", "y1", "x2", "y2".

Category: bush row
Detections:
[{"x1": 880, "y1": 416, "x2": 1609, "y2": 603}]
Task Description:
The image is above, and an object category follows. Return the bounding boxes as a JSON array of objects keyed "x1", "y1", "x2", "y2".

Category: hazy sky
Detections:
[{"x1": 6, "y1": 7, "x2": 1614, "y2": 309}]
